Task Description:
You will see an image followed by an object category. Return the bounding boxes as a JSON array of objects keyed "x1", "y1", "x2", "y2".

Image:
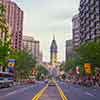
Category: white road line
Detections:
[
  {"x1": 85, "y1": 92, "x2": 95, "y2": 97},
  {"x1": 4, "y1": 86, "x2": 33, "y2": 97},
  {"x1": 6, "y1": 91, "x2": 17, "y2": 96}
]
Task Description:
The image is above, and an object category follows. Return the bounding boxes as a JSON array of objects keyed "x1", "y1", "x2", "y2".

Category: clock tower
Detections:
[{"x1": 50, "y1": 36, "x2": 58, "y2": 65}]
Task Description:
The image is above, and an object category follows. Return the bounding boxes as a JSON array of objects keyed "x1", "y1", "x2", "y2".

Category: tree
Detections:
[
  {"x1": 0, "y1": 4, "x2": 11, "y2": 67},
  {"x1": 36, "y1": 64, "x2": 49, "y2": 80},
  {"x1": 0, "y1": 40, "x2": 11, "y2": 66},
  {"x1": 61, "y1": 55, "x2": 84, "y2": 77},
  {"x1": 0, "y1": 4, "x2": 11, "y2": 42},
  {"x1": 76, "y1": 41, "x2": 100, "y2": 68},
  {"x1": 64, "y1": 59, "x2": 76, "y2": 72},
  {"x1": 8, "y1": 50, "x2": 37, "y2": 80}
]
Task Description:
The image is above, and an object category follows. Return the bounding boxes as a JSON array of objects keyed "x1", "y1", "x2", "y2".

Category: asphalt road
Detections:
[
  {"x1": 0, "y1": 81, "x2": 100, "y2": 100},
  {"x1": 0, "y1": 82, "x2": 45, "y2": 100},
  {"x1": 39, "y1": 86, "x2": 62, "y2": 100},
  {"x1": 59, "y1": 81, "x2": 100, "y2": 100}
]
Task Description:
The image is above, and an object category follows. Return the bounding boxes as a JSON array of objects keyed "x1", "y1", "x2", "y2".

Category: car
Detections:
[
  {"x1": 48, "y1": 80, "x2": 55, "y2": 86},
  {"x1": 44, "y1": 79, "x2": 49, "y2": 84}
]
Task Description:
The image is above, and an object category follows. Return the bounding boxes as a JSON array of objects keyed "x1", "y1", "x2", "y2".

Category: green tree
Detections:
[
  {"x1": 36, "y1": 64, "x2": 49, "y2": 80},
  {"x1": 8, "y1": 50, "x2": 37, "y2": 80},
  {"x1": 0, "y1": 4, "x2": 11, "y2": 42},
  {"x1": 64, "y1": 59, "x2": 76, "y2": 72},
  {"x1": 0, "y1": 40, "x2": 11, "y2": 66},
  {"x1": 62, "y1": 55, "x2": 84, "y2": 76},
  {"x1": 76, "y1": 41, "x2": 100, "y2": 68},
  {"x1": 0, "y1": 4, "x2": 11, "y2": 67}
]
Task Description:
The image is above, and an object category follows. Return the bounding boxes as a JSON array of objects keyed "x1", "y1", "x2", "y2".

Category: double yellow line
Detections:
[
  {"x1": 32, "y1": 84, "x2": 48, "y2": 100},
  {"x1": 55, "y1": 81, "x2": 68, "y2": 100},
  {"x1": 32, "y1": 80, "x2": 68, "y2": 100}
]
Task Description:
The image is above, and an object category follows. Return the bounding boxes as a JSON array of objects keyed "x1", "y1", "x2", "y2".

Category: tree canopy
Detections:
[
  {"x1": 0, "y1": 4, "x2": 11, "y2": 66},
  {"x1": 8, "y1": 50, "x2": 37, "y2": 72},
  {"x1": 36, "y1": 64, "x2": 49, "y2": 80},
  {"x1": 76, "y1": 41, "x2": 100, "y2": 68}
]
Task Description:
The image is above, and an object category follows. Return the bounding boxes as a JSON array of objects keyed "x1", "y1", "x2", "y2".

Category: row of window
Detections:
[
  {"x1": 80, "y1": 1, "x2": 100, "y2": 15},
  {"x1": 79, "y1": 0, "x2": 100, "y2": 43},
  {"x1": 80, "y1": 30, "x2": 100, "y2": 42}
]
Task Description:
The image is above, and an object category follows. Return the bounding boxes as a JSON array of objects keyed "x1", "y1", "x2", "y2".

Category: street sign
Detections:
[
  {"x1": 8, "y1": 59, "x2": 16, "y2": 67},
  {"x1": 8, "y1": 59, "x2": 16, "y2": 73},
  {"x1": 8, "y1": 63, "x2": 15, "y2": 67},
  {"x1": 84, "y1": 63, "x2": 91, "y2": 74}
]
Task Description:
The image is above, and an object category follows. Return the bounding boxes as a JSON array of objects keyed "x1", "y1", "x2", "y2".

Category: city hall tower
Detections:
[{"x1": 50, "y1": 36, "x2": 58, "y2": 65}]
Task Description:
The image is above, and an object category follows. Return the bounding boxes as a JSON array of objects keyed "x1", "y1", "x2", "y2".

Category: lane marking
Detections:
[
  {"x1": 32, "y1": 84, "x2": 48, "y2": 100},
  {"x1": 54, "y1": 80, "x2": 68, "y2": 100},
  {"x1": 32, "y1": 80, "x2": 69, "y2": 100},
  {"x1": 4, "y1": 85, "x2": 33, "y2": 97},
  {"x1": 6, "y1": 91, "x2": 17, "y2": 96},
  {"x1": 85, "y1": 92, "x2": 95, "y2": 97}
]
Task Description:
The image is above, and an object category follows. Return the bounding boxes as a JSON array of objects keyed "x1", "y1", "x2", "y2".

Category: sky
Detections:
[{"x1": 12, "y1": 0, "x2": 80, "y2": 62}]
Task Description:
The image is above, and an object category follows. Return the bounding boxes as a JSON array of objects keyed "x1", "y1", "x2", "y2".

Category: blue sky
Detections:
[{"x1": 13, "y1": 0, "x2": 80, "y2": 62}]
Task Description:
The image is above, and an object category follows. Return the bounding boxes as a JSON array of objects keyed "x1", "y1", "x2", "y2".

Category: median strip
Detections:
[{"x1": 32, "y1": 84, "x2": 48, "y2": 100}]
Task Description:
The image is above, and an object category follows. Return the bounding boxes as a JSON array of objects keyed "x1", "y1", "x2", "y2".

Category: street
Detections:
[
  {"x1": 0, "y1": 0, "x2": 100, "y2": 100},
  {"x1": 59, "y1": 81, "x2": 100, "y2": 100},
  {"x1": 0, "y1": 81, "x2": 100, "y2": 100},
  {"x1": 0, "y1": 82, "x2": 45, "y2": 100},
  {"x1": 39, "y1": 86, "x2": 62, "y2": 100}
]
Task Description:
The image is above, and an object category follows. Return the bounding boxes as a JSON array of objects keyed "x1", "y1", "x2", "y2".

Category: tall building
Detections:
[
  {"x1": 65, "y1": 40, "x2": 73, "y2": 61},
  {"x1": 22, "y1": 36, "x2": 34, "y2": 54},
  {"x1": 79, "y1": 0, "x2": 100, "y2": 43},
  {"x1": 22, "y1": 35, "x2": 42, "y2": 62},
  {"x1": 0, "y1": 0, "x2": 23, "y2": 49},
  {"x1": 72, "y1": 14, "x2": 80, "y2": 48},
  {"x1": 33, "y1": 40, "x2": 41, "y2": 62},
  {"x1": 38, "y1": 51, "x2": 43, "y2": 63},
  {"x1": 50, "y1": 36, "x2": 58, "y2": 65}
]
